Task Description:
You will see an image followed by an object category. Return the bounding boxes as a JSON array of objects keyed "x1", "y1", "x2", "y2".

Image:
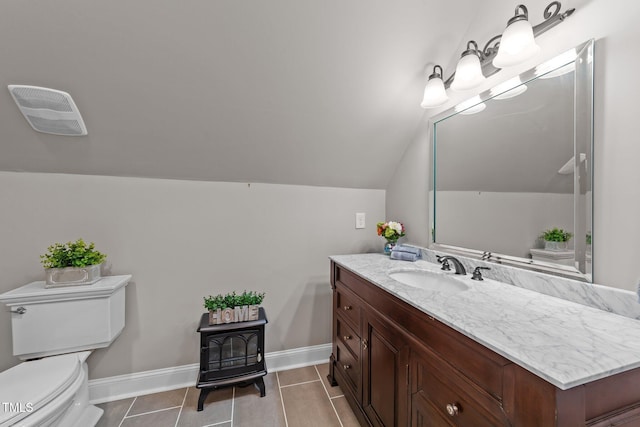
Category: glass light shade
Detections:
[
  {"x1": 493, "y1": 19, "x2": 540, "y2": 68},
  {"x1": 451, "y1": 53, "x2": 486, "y2": 91},
  {"x1": 455, "y1": 95, "x2": 485, "y2": 115},
  {"x1": 459, "y1": 103, "x2": 486, "y2": 115},
  {"x1": 491, "y1": 76, "x2": 527, "y2": 100},
  {"x1": 536, "y1": 49, "x2": 577, "y2": 79},
  {"x1": 421, "y1": 77, "x2": 448, "y2": 108}
]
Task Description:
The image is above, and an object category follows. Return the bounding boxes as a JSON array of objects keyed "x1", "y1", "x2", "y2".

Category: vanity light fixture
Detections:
[
  {"x1": 420, "y1": 65, "x2": 448, "y2": 108},
  {"x1": 420, "y1": 1, "x2": 574, "y2": 109}
]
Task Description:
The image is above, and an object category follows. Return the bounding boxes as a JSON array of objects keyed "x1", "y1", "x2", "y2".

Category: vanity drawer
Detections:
[
  {"x1": 410, "y1": 314, "x2": 509, "y2": 401},
  {"x1": 413, "y1": 349, "x2": 509, "y2": 427},
  {"x1": 337, "y1": 316, "x2": 360, "y2": 358},
  {"x1": 335, "y1": 341, "x2": 360, "y2": 397},
  {"x1": 335, "y1": 284, "x2": 361, "y2": 331}
]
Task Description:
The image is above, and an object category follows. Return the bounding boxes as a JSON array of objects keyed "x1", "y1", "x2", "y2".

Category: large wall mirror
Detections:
[{"x1": 430, "y1": 39, "x2": 594, "y2": 282}]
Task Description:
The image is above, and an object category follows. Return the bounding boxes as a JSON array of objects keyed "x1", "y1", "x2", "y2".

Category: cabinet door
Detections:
[
  {"x1": 412, "y1": 393, "x2": 454, "y2": 427},
  {"x1": 362, "y1": 311, "x2": 410, "y2": 427}
]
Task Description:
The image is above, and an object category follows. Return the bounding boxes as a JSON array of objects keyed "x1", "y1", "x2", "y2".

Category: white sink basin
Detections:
[{"x1": 388, "y1": 269, "x2": 469, "y2": 293}]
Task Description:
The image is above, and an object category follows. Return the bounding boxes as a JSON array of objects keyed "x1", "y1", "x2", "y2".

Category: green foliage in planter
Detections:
[
  {"x1": 40, "y1": 238, "x2": 107, "y2": 269},
  {"x1": 540, "y1": 228, "x2": 573, "y2": 242},
  {"x1": 586, "y1": 232, "x2": 592, "y2": 245},
  {"x1": 204, "y1": 290, "x2": 265, "y2": 311}
]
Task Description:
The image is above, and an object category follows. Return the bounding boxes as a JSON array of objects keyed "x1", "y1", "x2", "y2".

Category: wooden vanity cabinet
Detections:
[
  {"x1": 329, "y1": 262, "x2": 509, "y2": 426},
  {"x1": 328, "y1": 261, "x2": 640, "y2": 427},
  {"x1": 330, "y1": 277, "x2": 409, "y2": 427}
]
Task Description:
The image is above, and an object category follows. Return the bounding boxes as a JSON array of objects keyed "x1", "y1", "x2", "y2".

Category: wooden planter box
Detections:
[
  {"x1": 208, "y1": 305, "x2": 260, "y2": 325},
  {"x1": 44, "y1": 264, "x2": 102, "y2": 288}
]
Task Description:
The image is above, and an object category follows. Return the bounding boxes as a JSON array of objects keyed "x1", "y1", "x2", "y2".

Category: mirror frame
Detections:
[{"x1": 429, "y1": 39, "x2": 594, "y2": 282}]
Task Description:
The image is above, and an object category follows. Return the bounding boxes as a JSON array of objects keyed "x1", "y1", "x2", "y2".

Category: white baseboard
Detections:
[{"x1": 88, "y1": 343, "x2": 332, "y2": 404}]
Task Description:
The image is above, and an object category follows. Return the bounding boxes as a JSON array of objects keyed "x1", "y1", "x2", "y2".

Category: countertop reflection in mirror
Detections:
[{"x1": 430, "y1": 39, "x2": 594, "y2": 282}]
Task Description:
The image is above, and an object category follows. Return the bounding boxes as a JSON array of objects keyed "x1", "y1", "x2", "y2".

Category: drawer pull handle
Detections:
[
  {"x1": 343, "y1": 305, "x2": 352, "y2": 311},
  {"x1": 446, "y1": 403, "x2": 460, "y2": 416},
  {"x1": 11, "y1": 307, "x2": 27, "y2": 314},
  {"x1": 343, "y1": 364, "x2": 351, "y2": 370},
  {"x1": 343, "y1": 335, "x2": 351, "y2": 341}
]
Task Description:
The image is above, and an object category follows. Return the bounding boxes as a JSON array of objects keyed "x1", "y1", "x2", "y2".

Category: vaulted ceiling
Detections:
[{"x1": 0, "y1": 0, "x2": 479, "y2": 189}]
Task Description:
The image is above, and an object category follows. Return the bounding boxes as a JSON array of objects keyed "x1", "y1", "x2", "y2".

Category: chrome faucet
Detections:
[
  {"x1": 436, "y1": 255, "x2": 466, "y2": 275},
  {"x1": 471, "y1": 266, "x2": 491, "y2": 281}
]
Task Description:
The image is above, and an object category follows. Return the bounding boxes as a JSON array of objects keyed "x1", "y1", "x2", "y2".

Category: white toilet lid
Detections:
[{"x1": 0, "y1": 353, "x2": 82, "y2": 425}]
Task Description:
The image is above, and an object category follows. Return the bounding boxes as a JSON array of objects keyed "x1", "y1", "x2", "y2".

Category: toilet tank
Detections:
[{"x1": 0, "y1": 275, "x2": 131, "y2": 360}]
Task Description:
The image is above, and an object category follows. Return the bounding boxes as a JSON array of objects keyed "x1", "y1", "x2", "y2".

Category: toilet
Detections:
[{"x1": 0, "y1": 275, "x2": 131, "y2": 427}]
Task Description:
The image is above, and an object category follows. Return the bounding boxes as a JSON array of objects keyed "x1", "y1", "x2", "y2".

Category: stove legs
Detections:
[
  {"x1": 197, "y1": 388, "x2": 210, "y2": 412},
  {"x1": 197, "y1": 376, "x2": 266, "y2": 411},
  {"x1": 255, "y1": 376, "x2": 266, "y2": 397}
]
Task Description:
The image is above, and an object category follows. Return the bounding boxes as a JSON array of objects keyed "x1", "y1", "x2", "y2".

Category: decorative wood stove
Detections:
[{"x1": 196, "y1": 307, "x2": 268, "y2": 411}]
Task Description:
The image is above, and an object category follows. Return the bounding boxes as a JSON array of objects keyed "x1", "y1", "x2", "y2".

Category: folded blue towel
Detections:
[
  {"x1": 391, "y1": 244, "x2": 422, "y2": 257},
  {"x1": 390, "y1": 250, "x2": 421, "y2": 262}
]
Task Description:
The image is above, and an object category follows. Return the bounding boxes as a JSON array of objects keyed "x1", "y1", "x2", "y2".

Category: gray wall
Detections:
[
  {"x1": 434, "y1": 191, "x2": 574, "y2": 258},
  {"x1": 387, "y1": 0, "x2": 640, "y2": 292},
  {"x1": 0, "y1": 171, "x2": 385, "y2": 377}
]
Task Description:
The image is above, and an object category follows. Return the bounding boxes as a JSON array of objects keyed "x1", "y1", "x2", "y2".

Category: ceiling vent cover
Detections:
[{"x1": 8, "y1": 85, "x2": 88, "y2": 136}]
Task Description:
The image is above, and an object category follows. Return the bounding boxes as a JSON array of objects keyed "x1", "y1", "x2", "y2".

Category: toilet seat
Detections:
[{"x1": 0, "y1": 352, "x2": 85, "y2": 426}]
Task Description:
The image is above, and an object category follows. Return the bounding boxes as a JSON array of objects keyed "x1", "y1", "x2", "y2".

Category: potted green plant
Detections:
[
  {"x1": 204, "y1": 290, "x2": 265, "y2": 325},
  {"x1": 540, "y1": 228, "x2": 573, "y2": 251},
  {"x1": 40, "y1": 239, "x2": 107, "y2": 288}
]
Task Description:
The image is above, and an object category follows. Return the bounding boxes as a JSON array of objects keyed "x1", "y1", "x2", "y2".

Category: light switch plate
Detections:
[{"x1": 355, "y1": 213, "x2": 366, "y2": 229}]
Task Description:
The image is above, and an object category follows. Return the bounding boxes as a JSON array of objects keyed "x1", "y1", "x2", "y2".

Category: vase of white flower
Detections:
[{"x1": 377, "y1": 221, "x2": 405, "y2": 255}]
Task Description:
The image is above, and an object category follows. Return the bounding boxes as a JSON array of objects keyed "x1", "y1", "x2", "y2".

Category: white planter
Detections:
[
  {"x1": 45, "y1": 264, "x2": 102, "y2": 288},
  {"x1": 544, "y1": 241, "x2": 568, "y2": 251}
]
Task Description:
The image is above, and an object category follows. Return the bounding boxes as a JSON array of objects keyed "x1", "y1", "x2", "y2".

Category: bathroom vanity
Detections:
[{"x1": 328, "y1": 254, "x2": 640, "y2": 426}]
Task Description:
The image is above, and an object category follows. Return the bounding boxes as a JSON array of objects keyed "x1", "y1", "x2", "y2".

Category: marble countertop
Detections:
[{"x1": 330, "y1": 253, "x2": 640, "y2": 390}]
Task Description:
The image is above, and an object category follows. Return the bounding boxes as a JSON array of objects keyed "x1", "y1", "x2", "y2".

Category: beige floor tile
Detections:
[
  {"x1": 280, "y1": 381, "x2": 341, "y2": 427},
  {"x1": 332, "y1": 396, "x2": 360, "y2": 427},
  {"x1": 96, "y1": 397, "x2": 135, "y2": 427},
  {"x1": 176, "y1": 386, "x2": 233, "y2": 427},
  {"x1": 276, "y1": 366, "x2": 320, "y2": 387},
  {"x1": 316, "y1": 363, "x2": 344, "y2": 398},
  {"x1": 128, "y1": 388, "x2": 187, "y2": 416},
  {"x1": 234, "y1": 374, "x2": 285, "y2": 427},
  {"x1": 120, "y1": 407, "x2": 180, "y2": 427}
]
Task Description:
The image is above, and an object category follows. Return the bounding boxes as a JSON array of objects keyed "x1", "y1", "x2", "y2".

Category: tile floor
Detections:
[{"x1": 96, "y1": 363, "x2": 359, "y2": 427}]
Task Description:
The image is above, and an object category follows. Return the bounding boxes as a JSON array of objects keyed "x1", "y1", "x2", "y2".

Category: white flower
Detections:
[{"x1": 388, "y1": 222, "x2": 402, "y2": 233}]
